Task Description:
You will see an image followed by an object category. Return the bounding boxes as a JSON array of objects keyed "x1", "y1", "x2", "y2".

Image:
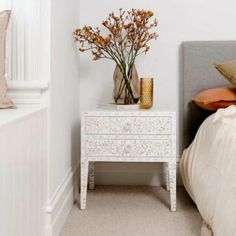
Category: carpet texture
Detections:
[{"x1": 61, "y1": 186, "x2": 202, "y2": 236}]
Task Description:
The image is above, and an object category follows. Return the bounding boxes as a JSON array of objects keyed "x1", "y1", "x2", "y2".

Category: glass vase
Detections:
[{"x1": 113, "y1": 64, "x2": 140, "y2": 105}]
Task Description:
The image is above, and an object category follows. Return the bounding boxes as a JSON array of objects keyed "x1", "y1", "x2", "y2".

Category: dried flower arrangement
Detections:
[{"x1": 73, "y1": 9, "x2": 158, "y2": 105}]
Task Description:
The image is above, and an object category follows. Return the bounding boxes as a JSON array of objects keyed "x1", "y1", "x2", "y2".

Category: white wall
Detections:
[
  {"x1": 49, "y1": 0, "x2": 80, "y2": 199},
  {"x1": 46, "y1": 0, "x2": 80, "y2": 234},
  {"x1": 50, "y1": 0, "x2": 79, "y2": 199},
  {"x1": 79, "y1": 0, "x2": 236, "y2": 185}
]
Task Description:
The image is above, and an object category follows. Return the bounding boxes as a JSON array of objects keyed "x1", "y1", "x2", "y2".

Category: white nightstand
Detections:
[{"x1": 80, "y1": 110, "x2": 176, "y2": 211}]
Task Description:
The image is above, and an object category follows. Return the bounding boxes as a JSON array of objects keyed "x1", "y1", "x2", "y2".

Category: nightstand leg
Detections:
[
  {"x1": 89, "y1": 162, "x2": 95, "y2": 190},
  {"x1": 80, "y1": 160, "x2": 89, "y2": 210},
  {"x1": 168, "y1": 162, "x2": 176, "y2": 211},
  {"x1": 164, "y1": 163, "x2": 170, "y2": 191}
]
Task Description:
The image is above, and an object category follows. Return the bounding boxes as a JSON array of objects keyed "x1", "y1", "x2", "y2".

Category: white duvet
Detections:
[{"x1": 180, "y1": 105, "x2": 236, "y2": 236}]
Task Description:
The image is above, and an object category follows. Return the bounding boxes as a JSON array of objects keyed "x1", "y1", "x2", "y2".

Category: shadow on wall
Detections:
[{"x1": 71, "y1": 120, "x2": 80, "y2": 201}]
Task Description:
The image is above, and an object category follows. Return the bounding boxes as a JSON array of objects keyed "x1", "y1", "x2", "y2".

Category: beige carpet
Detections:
[{"x1": 61, "y1": 186, "x2": 202, "y2": 236}]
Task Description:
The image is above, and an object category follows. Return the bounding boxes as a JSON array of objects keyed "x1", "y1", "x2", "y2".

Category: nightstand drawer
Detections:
[
  {"x1": 85, "y1": 116, "x2": 172, "y2": 135},
  {"x1": 85, "y1": 139, "x2": 172, "y2": 157}
]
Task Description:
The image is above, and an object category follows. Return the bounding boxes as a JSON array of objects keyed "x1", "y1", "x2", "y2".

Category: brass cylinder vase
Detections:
[{"x1": 140, "y1": 78, "x2": 153, "y2": 109}]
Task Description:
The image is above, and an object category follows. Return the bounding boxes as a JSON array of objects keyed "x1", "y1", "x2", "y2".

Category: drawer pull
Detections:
[
  {"x1": 123, "y1": 122, "x2": 132, "y2": 132},
  {"x1": 123, "y1": 144, "x2": 132, "y2": 155}
]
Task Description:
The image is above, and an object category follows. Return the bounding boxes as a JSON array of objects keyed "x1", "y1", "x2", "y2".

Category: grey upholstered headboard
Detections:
[{"x1": 182, "y1": 41, "x2": 236, "y2": 150}]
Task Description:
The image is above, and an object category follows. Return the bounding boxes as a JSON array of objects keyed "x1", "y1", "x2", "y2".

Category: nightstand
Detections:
[{"x1": 80, "y1": 110, "x2": 176, "y2": 211}]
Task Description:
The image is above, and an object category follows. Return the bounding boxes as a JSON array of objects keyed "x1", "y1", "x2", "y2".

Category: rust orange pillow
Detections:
[{"x1": 192, "y1": 87, "x2": 236, "y2": 111}]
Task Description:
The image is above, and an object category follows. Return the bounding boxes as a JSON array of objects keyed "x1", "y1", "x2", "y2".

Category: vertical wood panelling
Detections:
[
  {"x1": 0, "y1": 108, "x2": 47, "y2": 236},
  {"x1": 2, "y1": 0, "x2": 49, "y2": 105},
  {"x1": 0, "y1": 0, "x2": 11, "y2": 10},
  {"x1": 24, "y1": 0, "x2": 40, "y2": 81},
  {"x1": 1, "y1": 0, "x2": 40, "y2": 82},
  {"x1": 11, "y1": 0, "x2": 24, "y2": 81}
]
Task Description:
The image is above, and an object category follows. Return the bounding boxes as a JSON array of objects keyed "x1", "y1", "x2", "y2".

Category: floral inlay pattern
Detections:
[
  {"x1": 86, "y1": 139, "x2": 171, "y2": 157},
  {"x1": 85, "y1": 116, "x2": 172, "y2": 135}
]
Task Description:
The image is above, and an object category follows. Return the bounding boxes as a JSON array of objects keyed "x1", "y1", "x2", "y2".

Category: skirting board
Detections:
[{"x1": 45, "y1": 163, "x2": 79, "y2": 236}]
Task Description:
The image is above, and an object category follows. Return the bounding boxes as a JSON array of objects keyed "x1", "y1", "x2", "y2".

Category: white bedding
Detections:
[{"x1": 180, "y1": 105, "x2": 236, "y2": 236}]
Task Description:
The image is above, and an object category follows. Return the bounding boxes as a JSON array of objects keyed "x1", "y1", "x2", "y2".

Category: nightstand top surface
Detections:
[{"x1": 82, "y1": 108, "x2": 176, "y2": 116}]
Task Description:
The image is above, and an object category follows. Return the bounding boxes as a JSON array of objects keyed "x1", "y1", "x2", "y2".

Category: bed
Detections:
[{"x1": 180, "y1": 41, "x2": 236, "y2": 236}]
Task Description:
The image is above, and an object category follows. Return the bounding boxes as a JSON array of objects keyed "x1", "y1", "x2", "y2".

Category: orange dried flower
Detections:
[{"x1": 73, "y1": 8, "x2": 158, "y2": 63}]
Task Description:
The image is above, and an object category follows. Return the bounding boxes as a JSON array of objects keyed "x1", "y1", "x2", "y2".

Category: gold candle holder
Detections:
[{"x1": 140, "y1": 78, "x2": 153, "y2": 109}]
